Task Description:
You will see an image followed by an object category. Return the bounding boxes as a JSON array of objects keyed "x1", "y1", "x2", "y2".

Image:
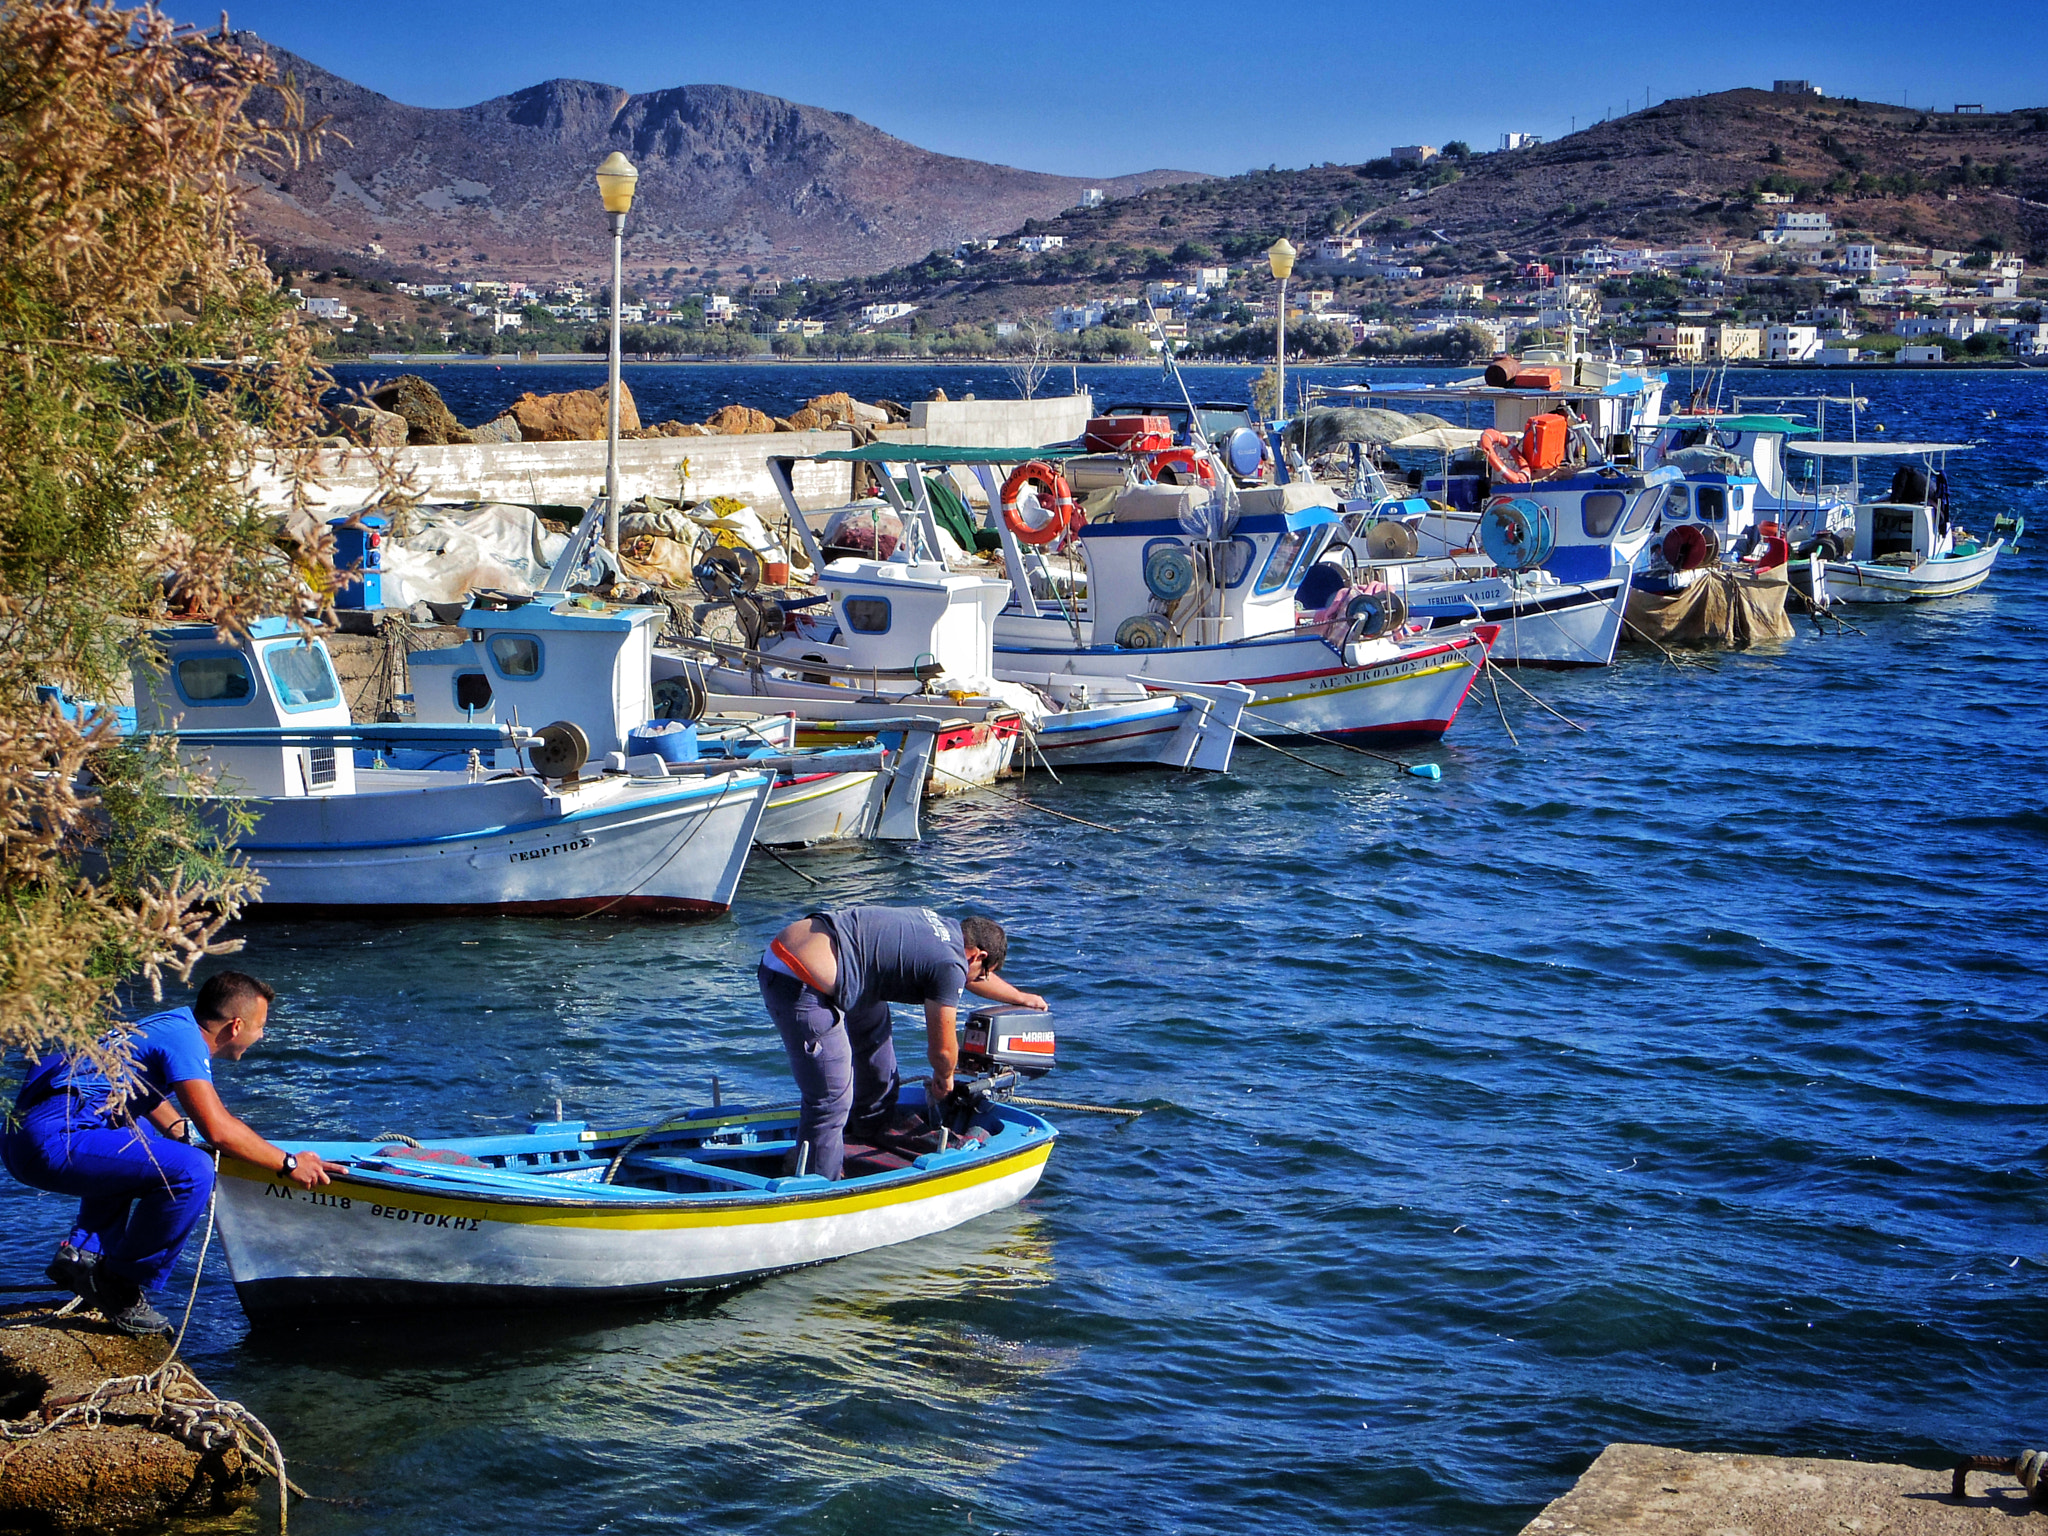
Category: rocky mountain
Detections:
[
  {"x1": 235, "y1": 39, "x2": 1203, "y2": 282},
  {"x1": 808, "y1": 89, "x2": 2048, "y2": 331}
]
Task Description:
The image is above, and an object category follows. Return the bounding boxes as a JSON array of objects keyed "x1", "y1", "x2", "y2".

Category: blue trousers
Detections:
[
  {"x1": 1, "y1": 1104, "x2": 215, "y2": 1292},
  {"x1": 759, "y1": 965, "x2": 898, "y2": 1181}
]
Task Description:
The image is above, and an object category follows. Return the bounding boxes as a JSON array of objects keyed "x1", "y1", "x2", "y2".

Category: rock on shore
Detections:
[{"x1": 0, "y1": 1307, "x2": 264, "y2": 1535}]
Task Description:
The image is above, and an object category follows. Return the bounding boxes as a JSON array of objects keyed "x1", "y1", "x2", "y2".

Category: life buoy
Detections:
[
  {"x1": 1000, "y1": 461, "x2": 1077, "y2": 545},
  {"x1": 1146, "y1": 447, "x2": 1217, "y2": 487},
  {"x1": 1478, "y1": 428, "x2": 1531, "y2": 485}
]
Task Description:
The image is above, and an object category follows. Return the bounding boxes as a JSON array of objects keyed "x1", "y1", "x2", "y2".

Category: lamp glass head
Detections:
[
  {"x1": 1267, "y1": 237, "x2": 1298, "y2": 281},
  {"x1": 595, "y1": 152, "x2": 639, "y2": 215}
]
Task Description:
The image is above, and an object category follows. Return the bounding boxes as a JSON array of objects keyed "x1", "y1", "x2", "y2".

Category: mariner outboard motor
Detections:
[{"x1": 940, "y1": 1005, "x2": 1057, "y2": 1136}]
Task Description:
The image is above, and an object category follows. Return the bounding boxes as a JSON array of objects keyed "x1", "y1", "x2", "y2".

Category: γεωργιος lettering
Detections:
[{"x1": 510, "y1": 836, "x2": 595, "y2": 864}]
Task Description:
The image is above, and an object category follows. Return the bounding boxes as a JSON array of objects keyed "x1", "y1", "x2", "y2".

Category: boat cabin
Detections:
[
  {"x1": 408, "y1": 595, "x2": 663, "y2": 757},
  {"x1": 132, "y1": 619, "x2": 356, "y2": 796},
  {"x1": 995, "y1": 480, "x2": 1342, "y2": 650}
]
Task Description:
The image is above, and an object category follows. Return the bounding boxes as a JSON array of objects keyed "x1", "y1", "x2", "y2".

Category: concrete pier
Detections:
[{"x1": 1521, "y1": 1443, "x2": 2046, "y2": 1534}]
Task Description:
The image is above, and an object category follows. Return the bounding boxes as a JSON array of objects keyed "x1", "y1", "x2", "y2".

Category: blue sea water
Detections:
[{"x1": 4, "y1": 364, "x2": 2045, "y2": 1535}]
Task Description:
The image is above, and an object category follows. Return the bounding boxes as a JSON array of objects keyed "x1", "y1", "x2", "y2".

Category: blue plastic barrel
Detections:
[{"x1": 627, "y1": 720, "x2": 700, "y2": 763}]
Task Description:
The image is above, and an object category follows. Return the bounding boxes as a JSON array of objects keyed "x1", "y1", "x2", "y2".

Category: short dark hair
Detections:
[
  {"x1": 960, "y1": 916, "x2": 1007, "y2": 974},
  {"x1": 195, "y1": 971, "x2": 275, "y2": 1024}
]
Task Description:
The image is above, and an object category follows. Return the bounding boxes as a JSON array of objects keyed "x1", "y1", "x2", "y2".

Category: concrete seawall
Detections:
[
  {"x1": 247, "y1": 429, "x2": 855, "y2": 514},
  {"x1": 245, "y1": 395, "x2": 1096, "y2": 516}
]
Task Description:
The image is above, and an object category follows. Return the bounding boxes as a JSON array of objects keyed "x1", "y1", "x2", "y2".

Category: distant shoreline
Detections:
[{"x1": 326, "y1": 353, "x2": 2044, "y2": 373}]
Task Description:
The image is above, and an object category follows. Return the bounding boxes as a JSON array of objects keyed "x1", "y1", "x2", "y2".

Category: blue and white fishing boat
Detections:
[
  {"x1": 134, "y1": 619, "x2": 772, "y2": 915},
  {"x1": 211, "y1": 1008, "x2": 1062, "y2": 1318},
  {"x1": 401, "y1": 584, "x2": 933, "y2": 848},
  {"x1": 827, "y1": 446, "x2": 1490, "y2": 741},
  {"x1": 1321, "y1": 359, "x2": 1673, "y2": 668},
  {"x1": 689, "y1": 447, "x2": 1254, "y2": 770}
]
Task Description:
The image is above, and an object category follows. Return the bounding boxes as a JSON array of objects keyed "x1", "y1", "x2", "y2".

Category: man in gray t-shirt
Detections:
[{"x1": 758, "y1": 906, "x2": 1046, "y2": 1179}]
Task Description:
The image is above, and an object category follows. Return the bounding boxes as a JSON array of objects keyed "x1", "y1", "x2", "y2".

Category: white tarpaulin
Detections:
[{"x1": 382, "y1": 504, "x2": 570, "y2": 606}]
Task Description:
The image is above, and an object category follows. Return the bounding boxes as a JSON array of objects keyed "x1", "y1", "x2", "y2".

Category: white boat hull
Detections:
[
  {"x1": 1406, "y1": 575, "x2": 1630, "y2": 668},
  {"x1": 756, "y1": 769, "x2": 881, "y2": 847},
  {"x1": 213, "y1": 1123, "x2": 1054, "y2": 1316},
  {"x1": 235, "y1": 769, "x2": 772, "y2": 916},
  {"x1": 1792, "y1": 541, "x2": 2002, "y2": 603},
  {"x1": 995, "y1": 627, "x2": 1492, "y2": 741}
]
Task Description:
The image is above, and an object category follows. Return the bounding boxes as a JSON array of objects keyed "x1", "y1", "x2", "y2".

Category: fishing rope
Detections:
[
  {"x1": 1484, "y1": 659, "x2": 1520, "y2": 747},
  {"x1": 1235, "y1": 699, "x2": 1432, "y2": 774},
  {"x1": 1223, "y1": 724, "x2": 1345, "y2": 777},
  {"x1": 0, "y1": 1148, "x2": 299, "y2": 1534},
  {"x1": 1484, "y1": 659, "x2": 1589, "y2": 732}
]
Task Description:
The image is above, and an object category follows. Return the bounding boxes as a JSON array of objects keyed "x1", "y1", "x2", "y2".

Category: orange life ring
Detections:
[
  {"x1": 1000, "y1": 461, "x2": 1077, "y2": 545},
  {"x1": 1146, "y1": 446, "x2": 1217, "y2": 487},
  {"x1": 1478, "y1": 428, "x2": 1531, "y2": 485}
]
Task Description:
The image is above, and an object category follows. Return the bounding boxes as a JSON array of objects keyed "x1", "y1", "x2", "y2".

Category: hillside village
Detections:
[{"x1": 284, "y1": 82, "x2": 2048, "y2": 368}]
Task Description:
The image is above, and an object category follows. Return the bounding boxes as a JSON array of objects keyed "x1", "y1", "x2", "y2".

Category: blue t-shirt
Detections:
[
  {"x1": 14, "y1": 1007, "x2": 214, "y2": 1127},
  {"x1": 823, "y1": 906, "x2": 968, "y2": 1011}
]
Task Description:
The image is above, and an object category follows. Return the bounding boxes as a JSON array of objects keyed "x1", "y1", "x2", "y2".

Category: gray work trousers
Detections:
[{"x1": 758, "y1": 965, "x2": 899, "y2": 1180}]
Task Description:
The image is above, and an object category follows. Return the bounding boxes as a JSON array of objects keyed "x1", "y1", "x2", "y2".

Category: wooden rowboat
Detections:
[{"x1": 213, "y1": 1013, "x2": 1060, "y2": 1320}]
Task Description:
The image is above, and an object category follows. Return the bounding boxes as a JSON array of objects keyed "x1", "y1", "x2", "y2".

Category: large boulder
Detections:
[
  {"x1": 466, "y1": 412, "x2": 523, "y2": 445},
  {"x1": 329, "y1": 402, "x2": 407, "y2": 447},
  {"x1": 702, "y1": 404, "x2": 776, "y2": 436},
  {"x1": 366, "y1": 375, "x2": 470, "y2": 446},
  {"x1": 508, "y1": 381, "x2": 640, "y2": 442},
  {"x1": 785, "y1": 391, "x2": 889, "y2": 431}
]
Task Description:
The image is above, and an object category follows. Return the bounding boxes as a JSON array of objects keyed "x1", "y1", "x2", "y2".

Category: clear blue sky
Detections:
[{"x1": 193, "y1": 0, "x2": 2048, "y2": 178}]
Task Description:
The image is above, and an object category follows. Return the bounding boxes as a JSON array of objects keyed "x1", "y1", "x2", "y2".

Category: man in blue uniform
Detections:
[
  {"x1": 760, "y1": 907, "x2": 1047, "y2": 1180},
  {"x1": 3, "y1": 972, "x2": 337, "y2": 1335}
]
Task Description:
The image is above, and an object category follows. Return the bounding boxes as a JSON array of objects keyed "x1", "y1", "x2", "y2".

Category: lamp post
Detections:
[
  {"x1": 1267, "y1": 237, "x2": 1298, "y2": 421},
  {"x1": 594, "y1": 151, "x2": 639, "y2": 552}
]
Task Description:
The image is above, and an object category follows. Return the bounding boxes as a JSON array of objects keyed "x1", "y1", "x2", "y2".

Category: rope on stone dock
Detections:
[{"x1": 1953, "y1": 1449, "x2": 2048, "y2": 1504}]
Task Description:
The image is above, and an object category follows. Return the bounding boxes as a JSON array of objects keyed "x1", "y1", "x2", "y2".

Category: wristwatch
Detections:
[{"x1": 279, "y1": 1152, "x2": 298, "y2": 1177}]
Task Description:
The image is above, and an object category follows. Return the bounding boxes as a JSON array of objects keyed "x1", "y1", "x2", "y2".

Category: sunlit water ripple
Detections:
[{"x1": 3, "y1": 365, "x2": 2043, "y2": 1534}]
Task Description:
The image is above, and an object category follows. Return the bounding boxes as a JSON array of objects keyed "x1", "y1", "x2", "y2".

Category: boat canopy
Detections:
[
  {"x1": 1787, "y1": 441, "x2": 1973, "y2": 457},
  {"x1": 1657, "y1": 415, "x2": 1818, "y2": 435},
  {"x1": 1389, "y1": 426, "x2": 1486, "y2": 451},
  {"x1": 811, "y1": 444, "x2": 1079, "y2": 465}
]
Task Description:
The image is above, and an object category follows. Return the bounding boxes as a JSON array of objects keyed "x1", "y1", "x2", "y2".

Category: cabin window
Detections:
[
  {"x1": 1620, "y1": 487, "x2": 1661, "y2": 536},
  {"x1": 1664, "y1": 488, "x2": 1691, "y2": 520},
  {"x1": 843, "y1": 597, "x2": 891, "y2": 634},
  {"x1": 1581, "y1": 493, "x2": 1627, "y2": 538},
  {"x1": 1729, "y1": 487, "x2": 1746, "y2": 511},
  {"x1": 1222, "y1": 536, "x2": 1256, "y2": 587},
  {"x1": 1253, "y1": 530, "x2": 1306, "y2": 595},
  {"x1": 174, "y1": 654, "x2": 254, "y2": 705},
  {"x1": 487, "y1": 633, "x2": 542, "y2": 678},
  {"x1": 261, "y1": 642, "x2": 341, "y2": 711},
  {"x1": 1696, "y1": 487, "x2": 1727, "y2": 523},
  {"x1": 454, "y1": 672, "x2": 494, "y2": 712}
]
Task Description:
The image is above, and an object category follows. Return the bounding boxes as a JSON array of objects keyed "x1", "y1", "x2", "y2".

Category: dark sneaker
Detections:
[
  {"x1": 84, "y1": 1271, "x2": 172, "y2": 1336},
  {"x1": 44, "y1": 1243, "x2": 97, "y2": 1299}
]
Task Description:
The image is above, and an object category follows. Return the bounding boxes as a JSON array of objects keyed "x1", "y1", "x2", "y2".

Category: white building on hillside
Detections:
[
  {"x1": 1761, "y1": 211, "x2": 1834, "y2": 246},
  {"x1": 1018, "y1": 235, "x2": 1066, "y2": 254},
  {"x1": 1766, "y1": 324, "x2": 1821, "y2": 361}
]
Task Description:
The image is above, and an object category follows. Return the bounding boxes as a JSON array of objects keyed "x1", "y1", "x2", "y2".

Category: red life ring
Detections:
[
  {"x1": 1478, "y1": 428, "x2": 1531, "y2": 485},
  {"x1": 1147, "y1": 446, "x2": 1217, "y2": 487},
  {"x1": 1000, "y1": 461, "x2": 1077, "y2": 545}
]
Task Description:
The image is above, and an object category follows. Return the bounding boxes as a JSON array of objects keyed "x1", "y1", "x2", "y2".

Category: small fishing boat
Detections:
[
  {"x1": 136, "y1": 619, "x2": 773, "y2": 915},
  {"x1": 1781, "y1": 442, "x2": 2007, "y2": 604},
  {"x1": 212, "y1": 1009, "x2": 1061, "y2": 1319}
]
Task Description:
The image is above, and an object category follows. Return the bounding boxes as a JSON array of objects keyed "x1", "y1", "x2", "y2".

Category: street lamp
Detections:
[
  {"x1": 595, "y1": 150, "x2": 639, "y2": 552},
  {"x1": 1267, "y1": 237, "x2": 1298, "y2": 421}
]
